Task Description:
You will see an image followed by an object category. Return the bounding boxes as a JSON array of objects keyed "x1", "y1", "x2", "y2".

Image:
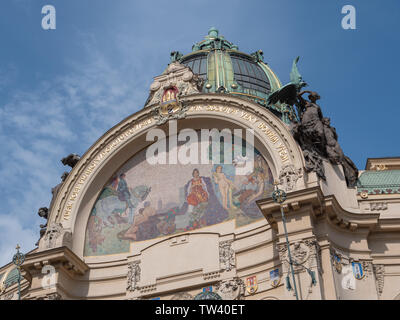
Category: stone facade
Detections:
[{"x1": 1, "y1": 30, "x2": 400, "y2": 301}]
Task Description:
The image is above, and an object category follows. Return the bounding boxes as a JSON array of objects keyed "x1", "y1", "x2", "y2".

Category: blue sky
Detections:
[{"x1": 0, "y1": 0, "x2": 399, "y2": 265}]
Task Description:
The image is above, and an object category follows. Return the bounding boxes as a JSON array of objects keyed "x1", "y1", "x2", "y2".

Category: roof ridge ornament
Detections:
[
  {"x1": 251, "y1": 50, "x2": 264, "y2": 63},
  {"x1": 267, "y1": 56, "x2": 307, "y2": 108},
  {"x1": 144, "y1": 61, "x2": 204, "y2": 122},
  {"x1": 170, "y1": 51, "x2": 183, "y2": 63},
  {"x1": 192, "y1": 27, "x2": 238, "y2": 52}
]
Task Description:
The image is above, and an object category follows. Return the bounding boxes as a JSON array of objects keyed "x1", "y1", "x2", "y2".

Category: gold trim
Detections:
[
  {"x1": 215, "y1": 51, "x2": 220, "y2": 88},
  {"x1": 230, "y1": 91, "x2": 267, "y2": 101},
  {"x1": 180, "y1": 50, "x2": 210, "y2": 60}
]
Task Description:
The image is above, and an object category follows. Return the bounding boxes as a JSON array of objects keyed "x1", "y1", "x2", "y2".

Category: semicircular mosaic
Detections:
[{"x1": 84, "y1": 134, "x2": 274, "y2": 256}]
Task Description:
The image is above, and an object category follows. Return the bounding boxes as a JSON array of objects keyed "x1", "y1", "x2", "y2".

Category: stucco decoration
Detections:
[
  {"x1": 373, "y1": 264, "x2": 384, "y2": 298},
  {"x1": 278, "y1": 164, "x2": 302, "y2": 192},
  {"x1": 36, "y1": 207, "x2": 49, "y2": 245},
  {"x1": 45, "y1": 293, "x2": 62, "y2": 300},
  {"x1": 215, "y1": 277, "x2": 245, "y2": 300},
  {"x1": 148, "y1": 62, "x2": 204, "y2": 124},
  {"x1": 40, "y1": 223, "x2": 72, "y2": 250},
  {"x1": 1, "y1": 292, "x2": 15, "y2": 300},
  {"x1": 370, "y1": 202, "x2": 388, "y2": 211},
  {"x1": 360, "y1": 261, "x2": 372, "y2": 277},
  {"x1": 278, "y1": 239, "x2": 320, "y2": 273},
  {"x1": 170, "y1": 292, "x2": 193, "y2": 300},
  {"x1": 219, "y1": 240, "x2": 235, "y2": 272},
  {"x1": 151, "y1": 102, "x2": 189, "y2": 125},
  {"x1": 127, "y1": 261, "x2": 141, "y2": 292},
  {"x1": 145, "y1": 61, "x2": 203, "y2": 108}
]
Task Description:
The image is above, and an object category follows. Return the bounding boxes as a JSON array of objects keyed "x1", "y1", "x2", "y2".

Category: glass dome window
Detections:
[{"x1": 230, "y1": 55, "x2": 271, "y2": 94}]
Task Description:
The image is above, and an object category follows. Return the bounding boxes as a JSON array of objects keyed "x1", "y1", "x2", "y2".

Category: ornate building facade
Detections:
[{"x1": 1, "y1": 28, "x2": 400, "y2": 300}]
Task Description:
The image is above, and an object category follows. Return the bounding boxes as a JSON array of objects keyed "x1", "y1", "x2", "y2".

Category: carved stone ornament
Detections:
[
  {"x1": 291, "y1": 242, "x2": 310, "y2": 265},
  {"x1": 331, "y1": 253, "x2": 343, "y2": 274},
  {"x1": 215, "y1": 277, "x2": 245, "y2": 300},
  {"x1": 145, "y1": 61, "x2": 204, "y2": 109},
  {"x1": 373, "y1": 264, "x2": 384, "y2": 298},
  {"x1": 219, "y1": 240, "x2": 235, "y2": 272},
  {"x1": 370, "y1": 164, "x2": 387, "y2": 171},
  {"x1": 41, "y1": 222, "x2": 72, "y2": 249},
  {"x1": 127, "y1": 261, "x2": 141, "y2": 292},
  {"x1": 61, "y1": 153, "x2": 81, "y2": 168},
  {"x1": 278, "y1": 164, "x2": 302, "y2": 192},
  {"x1": 170, "y1": 292, "x2": 194, "y2": 300},
  {"x1": 45, "y1": 293, "x2": 62, "y2": 300},
  {"x1": 44, "y1": 223, "x2": 62, "y2": 248},
  {"x1": 361, "y1": 260, "x2": 372, "y2": 276},
  {"x1": 36, "y1": 207, "x2": 49, "y2": 245},
  {"x1": 330, "y1": 248, "x2": 349, "y2": 263},
  {"x1": 370, "y1": 202, "x2": 388, "y2": 211},
  {"x1": 147, "y1": 61, "x2": 205, "y2": 125},
  {"x1": 278, "y1": 239, "x2": 321, "y2": 273},
  {"x1": 151, "y1": 99, "x2": 189, "y2": 125}
]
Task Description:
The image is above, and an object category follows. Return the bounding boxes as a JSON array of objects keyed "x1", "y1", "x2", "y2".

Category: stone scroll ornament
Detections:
[
  {"x1": 219, "y1": 240, "x2": 235, "y2": 272},
  {"x1": 41, "y1": 222, "x2": 71, "y2": 249},
  {"x1": 373, "y1": 264, "x2": 384, "y2": 298},
  {"x1": 144, "y1": 60, "x2": 204, "y2": 125},
  {"x1": 36, "y1": 207, "x2": 49, "y2": 246},
  {"x1": 170, "y1": 292, "x2": 194, "y2": 300},
  {"x1": 278, "y1": 239, "x2": 321, "y2": 273},
  {"x1": 215, "y1": 278, "x2": 245, "y2": 300},
  {"x1": 127, "y1": 261, "x2": 141, "y2": 292},
  {"x1": 267, "y1": 57, "x2": 358, "y2": 188}
]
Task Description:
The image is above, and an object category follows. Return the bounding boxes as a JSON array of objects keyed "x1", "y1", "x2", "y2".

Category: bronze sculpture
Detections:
[
  {"x1": 292, "y1": 91, "x2": 358, "y2": 187},
  {"x1": 267, "y1": 57, "x2": 359, "y2": 187}
]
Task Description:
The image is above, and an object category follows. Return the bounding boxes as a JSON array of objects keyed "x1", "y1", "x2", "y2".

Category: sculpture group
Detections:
[{"x1": 268, "y1": 58, "x2": 358, "y2": 187}]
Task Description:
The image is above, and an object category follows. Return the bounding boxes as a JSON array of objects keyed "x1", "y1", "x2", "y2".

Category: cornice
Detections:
[
  {"x1": 22, "y1": 246, "x2": 88, "y2": 276},
  {"x1": 257, "y1": 186, "x2": 380, "y2": 233}
]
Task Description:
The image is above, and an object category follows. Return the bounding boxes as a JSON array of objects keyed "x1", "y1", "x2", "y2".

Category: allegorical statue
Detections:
[
  {"x1": 296, "y1": 91, "x2": 326, "y2": 155},
  {"x1": 267, "y1": 58, "x2": 358, "y2": 187},
  {"x1": 292, "y1": 91, "x2": 358, "y2": 187},
  {"x1": 61, "y1": 153, "x2": 81, "y2": 168},
  {"x1": 36, "y1": 153, "x2": 81, "y2": 246},
  {"x1": 267, "y1": 56, "x2": 307, "y2": 107},
  {"x1": 291, "y1": 91, "x2": 327, "y2": 179},
  {"x1": 341, "y1": 155, "x2": 359, "y2": 188},
  {"x1": 35, "y1": 207, "x2": 49, "y2": 246},
  {"x1": 323, "y1": 117, "x2": 344, "y2": 164}
]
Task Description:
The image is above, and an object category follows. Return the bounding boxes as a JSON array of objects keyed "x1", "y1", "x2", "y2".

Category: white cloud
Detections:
[
  {"x1": 0, "y1": 214, "x2": 38, "y2": 266},
  {"x1": 0, "y1": 32, "x2": 154, "y2": 264}
]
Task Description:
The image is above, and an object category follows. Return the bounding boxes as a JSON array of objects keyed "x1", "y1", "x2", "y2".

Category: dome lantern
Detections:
[{"x1": 174, "y1": 28, "x2": 293, "y2": 123}]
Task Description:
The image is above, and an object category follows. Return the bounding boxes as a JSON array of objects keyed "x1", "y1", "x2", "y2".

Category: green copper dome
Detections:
[
  {"x1": 2, "y1": 268, "x2": 19, "y2": 289},
  {"x1": 171, "y1": 28, "x2": 289, "y2": 121}
]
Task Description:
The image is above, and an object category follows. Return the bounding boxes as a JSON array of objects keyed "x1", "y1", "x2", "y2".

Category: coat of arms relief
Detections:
[{"x1": 144, "y1": 61, "x2": 204, "y2": 125}]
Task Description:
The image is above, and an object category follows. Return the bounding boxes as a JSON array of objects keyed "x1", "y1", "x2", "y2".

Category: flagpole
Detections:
[
  {"x1": 12, "y1": 244, "x2": 25, "y2": 300},
  {"x1": 272, "y1": 183, "x2": 299, "y2": 300}
]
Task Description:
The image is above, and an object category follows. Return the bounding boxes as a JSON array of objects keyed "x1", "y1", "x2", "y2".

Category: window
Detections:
[
  {"x1": 230, "y1": 55, "x2": 270, "y2": 94},
  {"x1": 182, "y1": 54, "x2": 208, "y2": 80}
]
